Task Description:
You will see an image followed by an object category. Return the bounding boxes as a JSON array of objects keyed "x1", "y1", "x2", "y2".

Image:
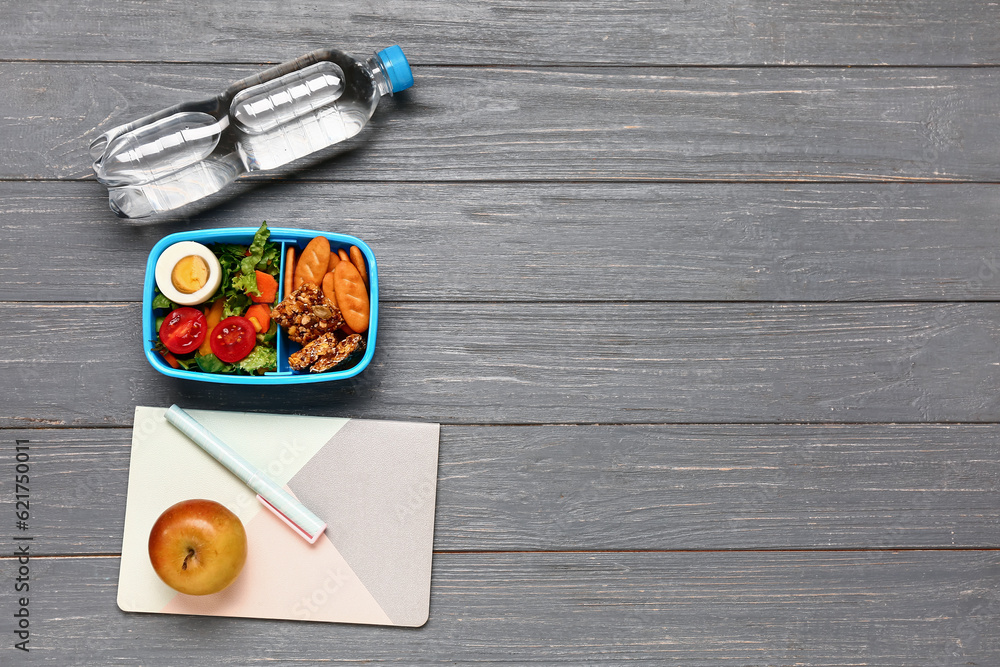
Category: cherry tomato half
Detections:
[
  {"x1": 158, "y1": 307, "x2": 207, "y2": 355},
  {"x1": 210, "y1": 316, "x2": 256, "y2": 363}
]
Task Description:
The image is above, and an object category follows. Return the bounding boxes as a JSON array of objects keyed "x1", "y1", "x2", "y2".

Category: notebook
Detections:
[{"x1": 118, "y1": 406, "x2": 440, "y2": 627}]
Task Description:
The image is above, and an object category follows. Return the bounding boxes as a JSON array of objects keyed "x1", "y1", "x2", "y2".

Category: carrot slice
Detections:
[
  {"x1": 160, "y1": 350, "x2": 181, "y2": 369},
  {"x1": 250, "y1": 270, "x2": 278, "y2": 303},
  {"x1": 245, "y1": 304, "x2": 271, "y2": 333}
]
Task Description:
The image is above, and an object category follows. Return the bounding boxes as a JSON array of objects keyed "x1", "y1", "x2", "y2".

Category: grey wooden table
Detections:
[{"x1": 2, "y1": 1, "x2": 999, "y2": 665}]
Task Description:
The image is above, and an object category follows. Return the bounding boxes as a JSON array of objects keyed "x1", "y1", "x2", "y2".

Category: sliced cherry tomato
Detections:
[
  {"x1": 210, "y1": 316, "x2": 256, "y2": 363},
  {"x1": 158, "y1": 307, "x2": 207, "y2": 355}
]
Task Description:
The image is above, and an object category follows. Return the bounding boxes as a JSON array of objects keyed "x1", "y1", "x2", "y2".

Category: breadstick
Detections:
[
  {"x1": 293, "y1": 236, "x2": 331, "y2": 289},
  {"x1": 283, "y1": 247, "x2": 296, "y2": 298}
]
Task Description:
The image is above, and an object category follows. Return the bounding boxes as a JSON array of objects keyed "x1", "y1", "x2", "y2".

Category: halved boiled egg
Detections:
[{"x1": 154, "y1": 241, "x2": 222, "y2": 306}]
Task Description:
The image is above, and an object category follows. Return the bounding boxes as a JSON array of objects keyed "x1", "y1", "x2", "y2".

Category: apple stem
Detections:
[{"x1": 182, "y1": 547, "x2": 195, "y2": 570}]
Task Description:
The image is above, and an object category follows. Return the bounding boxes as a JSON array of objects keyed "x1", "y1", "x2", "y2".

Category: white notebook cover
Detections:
[{"x1": 118, "y1": 406, "x2": 440, "y2": 627}]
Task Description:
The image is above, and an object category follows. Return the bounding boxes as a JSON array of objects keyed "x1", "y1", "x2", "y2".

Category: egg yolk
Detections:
[{"x1": 171, "y1": 255, "x2": 210, "y2": 294}]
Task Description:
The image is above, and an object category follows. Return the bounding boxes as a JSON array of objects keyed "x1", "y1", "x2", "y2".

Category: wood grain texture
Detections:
[
  {"x1": 5, "y1": 64, "x2": 998, "y2": 182},
  {"x1": 7, "y1": 424, "x2": 998, "y2": 556},
  {"x1": 2, "y1": 0, "x2": 999, "y2": 66},
  {"x1": 1, "y1": 552, "x2": 996, "y2": 664},
  {"x1": 5, "y1": 181, "x2": 1000, "y2": 303},
  {"x1": 2, "y1": 302, "x2": 999, "y2": 427},
  {"x1": 3, "y1": 1, "x2": 999, "y2": 663}
]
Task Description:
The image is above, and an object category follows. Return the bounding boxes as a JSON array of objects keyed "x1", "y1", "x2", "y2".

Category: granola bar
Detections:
[
  {"x1": 287, "y1": 332, "x2": 339, "y2": 371},
  {"x1": 271, "y1": 283, "x2": 344, "y2": 345},
  {"x1": 310, "y1": 334, "x2": 365, "y2": 373}
]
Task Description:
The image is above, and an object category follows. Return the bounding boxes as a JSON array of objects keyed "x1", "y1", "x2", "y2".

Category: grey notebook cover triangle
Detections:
[{"x1": 288, "y1": 418, "x2": 440, "y2": 627}]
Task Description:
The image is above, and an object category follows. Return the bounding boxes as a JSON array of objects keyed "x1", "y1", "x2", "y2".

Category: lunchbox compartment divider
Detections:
[{"x1": 267, "y1": 237, "x2": 298, "y2": 376}]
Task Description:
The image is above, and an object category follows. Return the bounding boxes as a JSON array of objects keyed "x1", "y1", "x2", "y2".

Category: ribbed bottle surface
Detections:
[{"x1": 90, "y1": 46, "x2": 412, "y2": 218}]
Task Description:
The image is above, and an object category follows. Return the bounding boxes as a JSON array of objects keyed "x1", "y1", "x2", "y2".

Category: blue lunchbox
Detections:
[{"x1": 142, "y1": 227, "x2": 377, "y2": 384}]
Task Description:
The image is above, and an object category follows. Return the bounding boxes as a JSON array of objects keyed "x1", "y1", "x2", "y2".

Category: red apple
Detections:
[{"x1": 147, "y1": 499, "x2": 248, "y2": 596}]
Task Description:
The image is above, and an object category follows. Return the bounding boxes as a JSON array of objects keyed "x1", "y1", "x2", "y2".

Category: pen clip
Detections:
[{"x1": 256, "y1": 494, "x2": 326, "y2": 544}]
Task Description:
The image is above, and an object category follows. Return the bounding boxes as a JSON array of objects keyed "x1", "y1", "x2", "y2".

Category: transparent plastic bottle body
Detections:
[{"x1": 90, "y1": 47, "x2": 412, "y2": 218}]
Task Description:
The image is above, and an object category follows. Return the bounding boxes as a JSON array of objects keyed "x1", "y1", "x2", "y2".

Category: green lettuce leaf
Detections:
[
  {"x1": 174, "y1": 356, "x2": 199, "y2": 370},
  {"x1": 222, "y1": 292, "x2": 252, "y2": 319},
  {"x1": 195, "y1": 353, "x2": 236, "y2": 374},
  {"x1": 257, "y1": 320, "x2": 278, "y2": 345},
  {"x1": 217, "y1": 221, "x2": 278, "y2": 317},
  {"x1": 152, "y1": 291, "x2": 179, "y2": 311},
  {"x1": 236, "y1": 344, "x2": 277, "y2": 375}
]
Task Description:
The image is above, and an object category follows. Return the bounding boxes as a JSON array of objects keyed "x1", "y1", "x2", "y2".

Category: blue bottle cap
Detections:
[{"x1": 377, "y1": 45, "x2": 414, "y2": 93}]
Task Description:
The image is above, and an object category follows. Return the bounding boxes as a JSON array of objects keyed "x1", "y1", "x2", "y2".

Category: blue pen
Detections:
[{"x1": 164, "y1": 404, "x2": 327, "y2": 544}]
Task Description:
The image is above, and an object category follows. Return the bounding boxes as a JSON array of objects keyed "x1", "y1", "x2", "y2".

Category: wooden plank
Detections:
[
  {"x1": 5, "y1": 181, "x2": 1000, "y2": 303},
  {"x1": 3, "y1": 302, "x2": 1000, "y2": 427},
  {"x1": 5, "y1": 64, "x2": 998, "y2": 182},
  {"x1": 439, "y1": 424, "x2": 1000, "y2": 552},
  {"x1": 8, "y1": 424, "x2": 998, "y2": 556},
  {"x1": 3, "y1": 552, "x2": 997, "y2": 664},
  {"x1": 3, "y1": 0, "x2": 999, "y2": 66}
]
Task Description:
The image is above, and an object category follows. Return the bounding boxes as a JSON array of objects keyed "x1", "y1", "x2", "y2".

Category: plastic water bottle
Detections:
[{"x1": 89, "y1": 46, "x2": 414, "y2": 218}]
